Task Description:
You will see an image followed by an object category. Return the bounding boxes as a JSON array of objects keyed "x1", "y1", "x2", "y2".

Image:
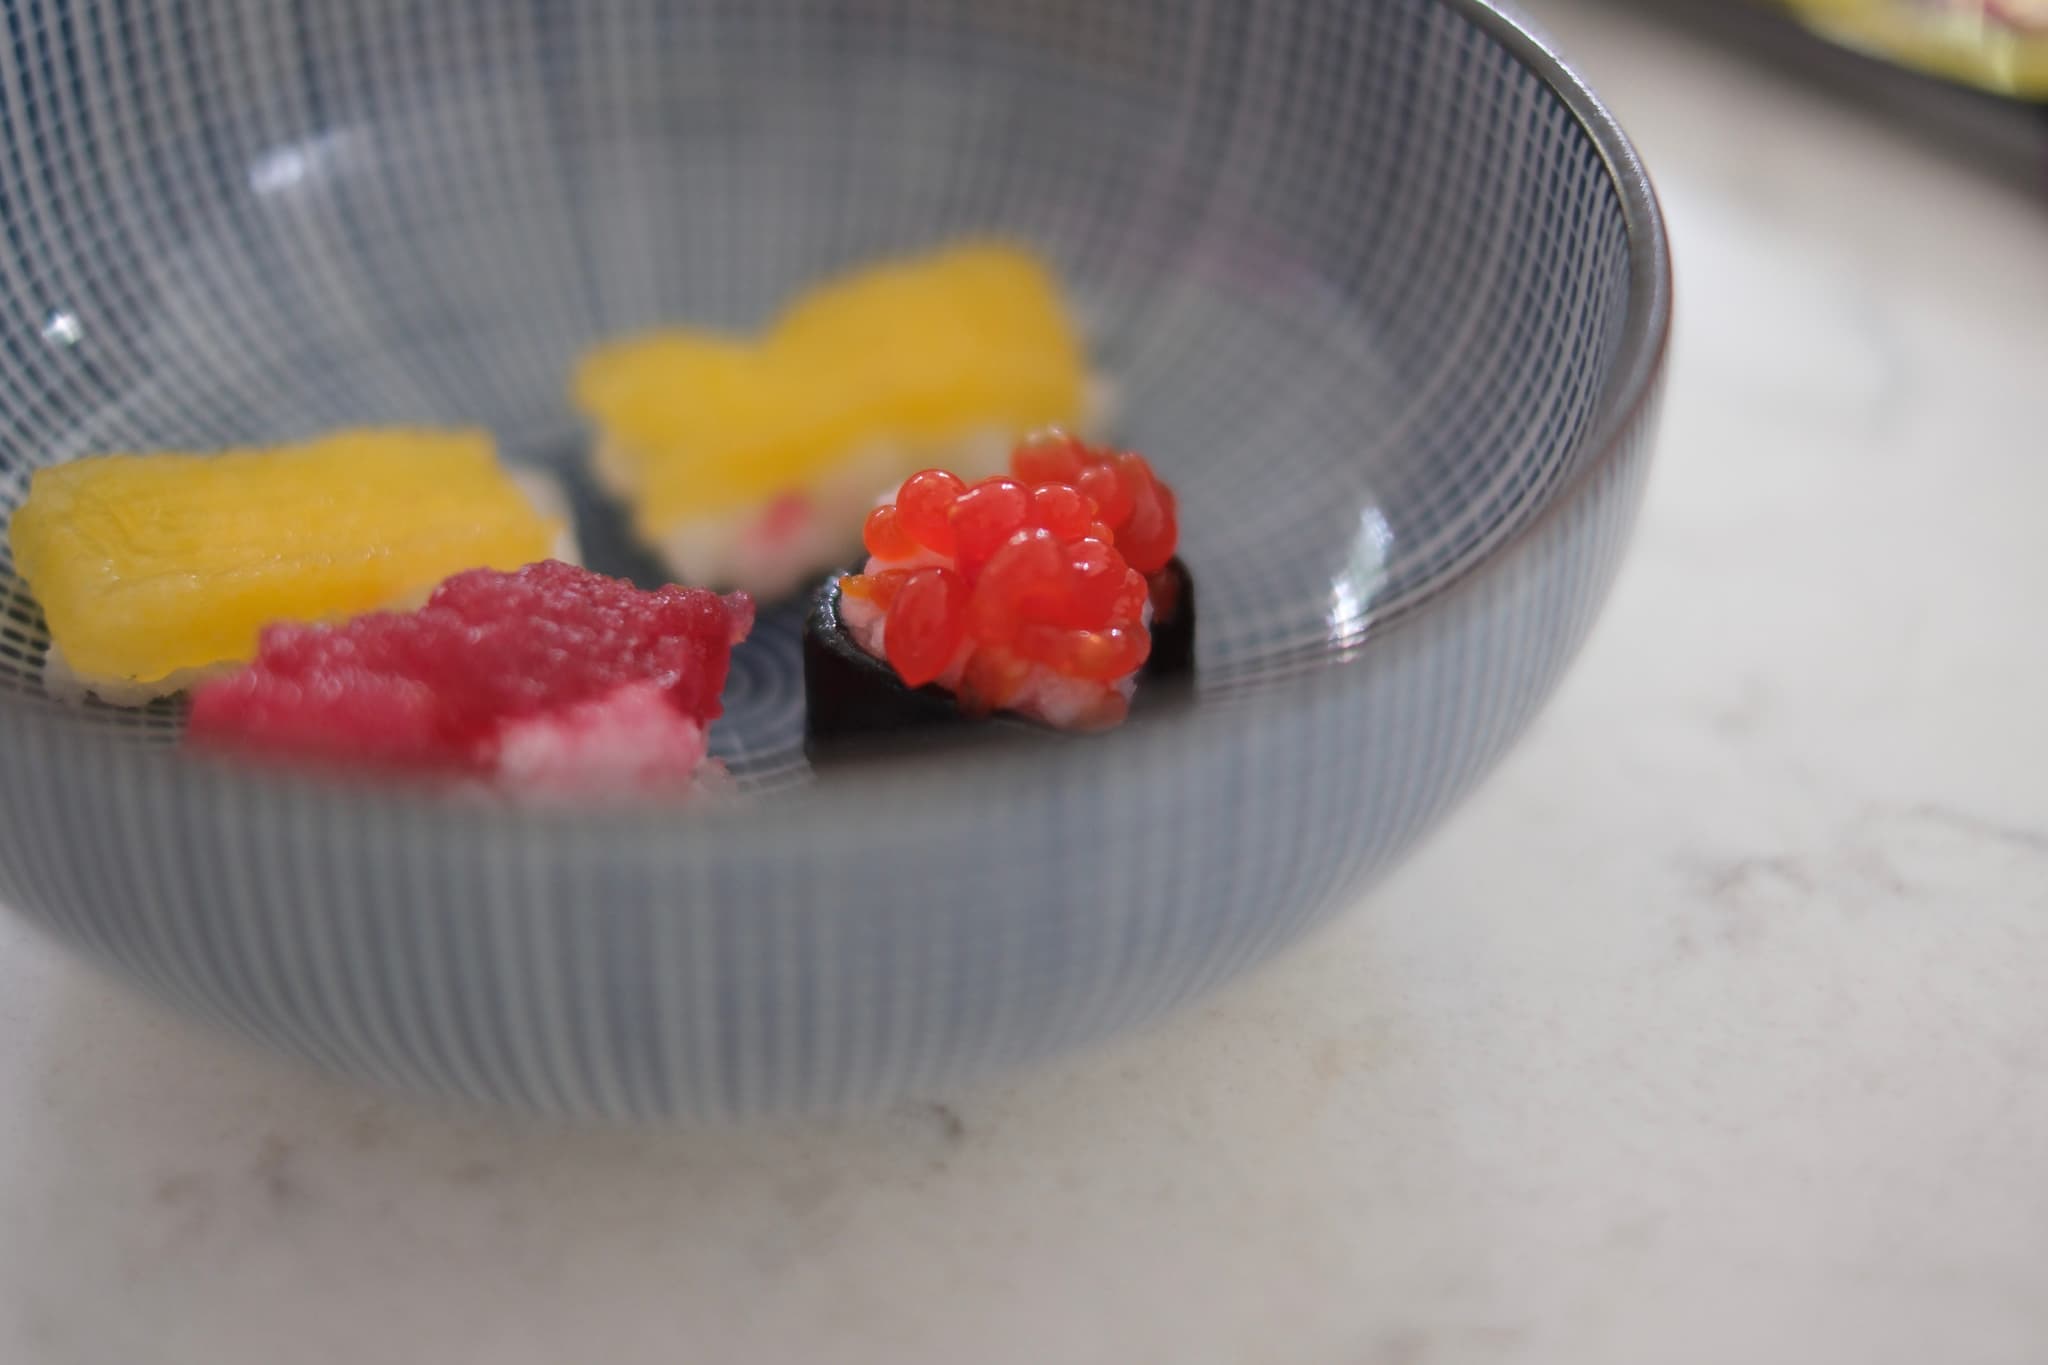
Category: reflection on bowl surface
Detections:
[{"x1": 0, "y1": 0, "x2": 1665, "y2": 1118}]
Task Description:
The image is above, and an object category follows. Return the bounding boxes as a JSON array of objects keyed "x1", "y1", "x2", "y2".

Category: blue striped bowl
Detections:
[{"x1": 0, "y1": 0, "x2": 1666, "y2": 1118}]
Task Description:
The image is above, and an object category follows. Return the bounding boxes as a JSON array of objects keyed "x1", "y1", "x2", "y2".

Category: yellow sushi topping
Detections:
[
  {"x1": 10, "y1": 428, "x2": 560, "y2": 686},
  {"x1": 573, "y1": 241, "x2": 1091, "y2": 531}
]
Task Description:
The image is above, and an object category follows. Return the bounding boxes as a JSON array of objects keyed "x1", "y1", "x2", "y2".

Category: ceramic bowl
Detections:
[{"x1": 0, "y1": 0, "x2": 1667, "y2": 1117}]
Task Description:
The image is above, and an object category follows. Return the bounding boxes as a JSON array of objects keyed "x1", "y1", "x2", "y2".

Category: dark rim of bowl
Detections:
[{"x1": 1, "y1": 0, "x2": 1673, "y2": 826}]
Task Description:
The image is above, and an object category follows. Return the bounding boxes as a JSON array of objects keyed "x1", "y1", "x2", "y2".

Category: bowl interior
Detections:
[{"x1": 0, "y1": 0, "x2": 1635, "y2": 792}]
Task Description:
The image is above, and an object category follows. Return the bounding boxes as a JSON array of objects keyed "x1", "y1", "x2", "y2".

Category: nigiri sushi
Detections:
[
  {"x1": 803, "y1": 433, "x2": 1192, "y2": 758},
  {"x1": 572, "y1": 241, "x2": 1108, "y2": 602},
  {"x1": 188, "y1": 561, "x2": 752, "y2": 796},
  {"x1": 7, "y1": 428, "x2": 576, "y2": 705}
]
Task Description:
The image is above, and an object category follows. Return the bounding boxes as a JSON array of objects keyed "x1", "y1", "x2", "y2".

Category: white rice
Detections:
[
  {"x1": 595, "y1": 375, "x2": 1119, "y2": 600},
  {"x1": 492, "y1": 680, "x2": 715, "y2": 798},
  {"x1": 593, "y1": 431, "x2": 1013, "y2": 600}
]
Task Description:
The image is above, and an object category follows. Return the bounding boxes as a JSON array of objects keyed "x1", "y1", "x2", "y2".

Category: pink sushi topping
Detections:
[
  {"x1": 839, "y1": 433, "x2": 1179, "y2": 731},
  {"x1": 187, "y1": 560, "x2": 753, "y2": 787}
]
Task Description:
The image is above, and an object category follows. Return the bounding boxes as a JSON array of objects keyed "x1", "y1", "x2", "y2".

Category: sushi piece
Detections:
[
  {"x1": 572, "y1": 241, "x2": 1107, "y2": 602},
  {"x1": 8, "y1": 428, "x2": 576, "y2": 705},
  {"x1": 803, "y1": 433, "x2": 1192, "y2": 758},
  {"x1": 187, "y1": 560, "x2": 753, "y2": 795}
]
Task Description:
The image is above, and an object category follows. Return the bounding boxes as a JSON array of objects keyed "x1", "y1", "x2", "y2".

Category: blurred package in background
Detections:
[
  {"x1": 1781, "y1": 0, "x2": 2048, "y2": 97},
  {"x1": 1628, "y1": 0, "x2": 2048, "y2": 189}
]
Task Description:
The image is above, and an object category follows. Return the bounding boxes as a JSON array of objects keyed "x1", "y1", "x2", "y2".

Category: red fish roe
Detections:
[
  {"x1": 947, "y1": 476, "x2": 1031, "y2": 567},
  {"x1": 896, "y1": 468, "x2": 966, "y2": 555},
  {"x1": 1026, "y1": 483, "x2": 1095, "y2": 541},
  {"x1": 1011, "y1": 431, "x2": 1086, "y2": 484},
  {"x1": 958, "y1": 644, "x2": 1034, "y2": 714},
  {"x1": 187, "y1": 560, "x2": 754, "y2": 777},
  {"x1": 839, "y1": 437, "x2": 1179, "y2": 714},
  {"x1": 861, "y1": 504, "x2": 919, "y2": 561},
  {"x1": 1010, "y1": 432, "x2": 1179, "y2": 574},
  {"x1": 839, "y1": 566, "x2": 911, "y2": 611},
  {"x1": 884, "y1": 566, "x2": 971, "y2": 687}
]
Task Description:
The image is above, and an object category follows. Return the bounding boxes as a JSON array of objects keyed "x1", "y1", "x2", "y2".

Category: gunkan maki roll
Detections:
[{"x1": 803, "y1": 433, "x2": 1193, "y2": 760}]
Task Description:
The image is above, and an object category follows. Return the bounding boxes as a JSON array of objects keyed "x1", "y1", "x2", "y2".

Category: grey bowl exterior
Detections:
[{"x1": 0, "y1": 0, "x2": 1666, "y2": 1118}]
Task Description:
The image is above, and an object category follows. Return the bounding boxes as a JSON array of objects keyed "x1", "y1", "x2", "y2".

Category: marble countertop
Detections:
[{"x1": 4, "y1": 4, "x2": 2047, "y2": 1362}]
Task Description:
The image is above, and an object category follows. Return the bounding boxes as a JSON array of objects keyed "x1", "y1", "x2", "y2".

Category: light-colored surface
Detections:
[{"x1": 3, "y1": 4, "x2": 2046, "y2": 1361}]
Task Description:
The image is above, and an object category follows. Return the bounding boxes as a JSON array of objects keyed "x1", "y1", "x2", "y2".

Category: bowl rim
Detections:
[
  {"x1": 1382, "y1": 0, "x2": 1673, "y2": 633},
  {"x1": 0, "y1": 0, "x2": 1673, "y2": 837}
]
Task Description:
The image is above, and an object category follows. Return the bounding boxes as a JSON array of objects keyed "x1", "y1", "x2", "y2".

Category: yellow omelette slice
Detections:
[
  {"x1": 573, "y1": 240, "x2": 1090, "y2": 533},
  {"x1": 9, "y1": 427, "x2": 560, "y2": 688}
]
